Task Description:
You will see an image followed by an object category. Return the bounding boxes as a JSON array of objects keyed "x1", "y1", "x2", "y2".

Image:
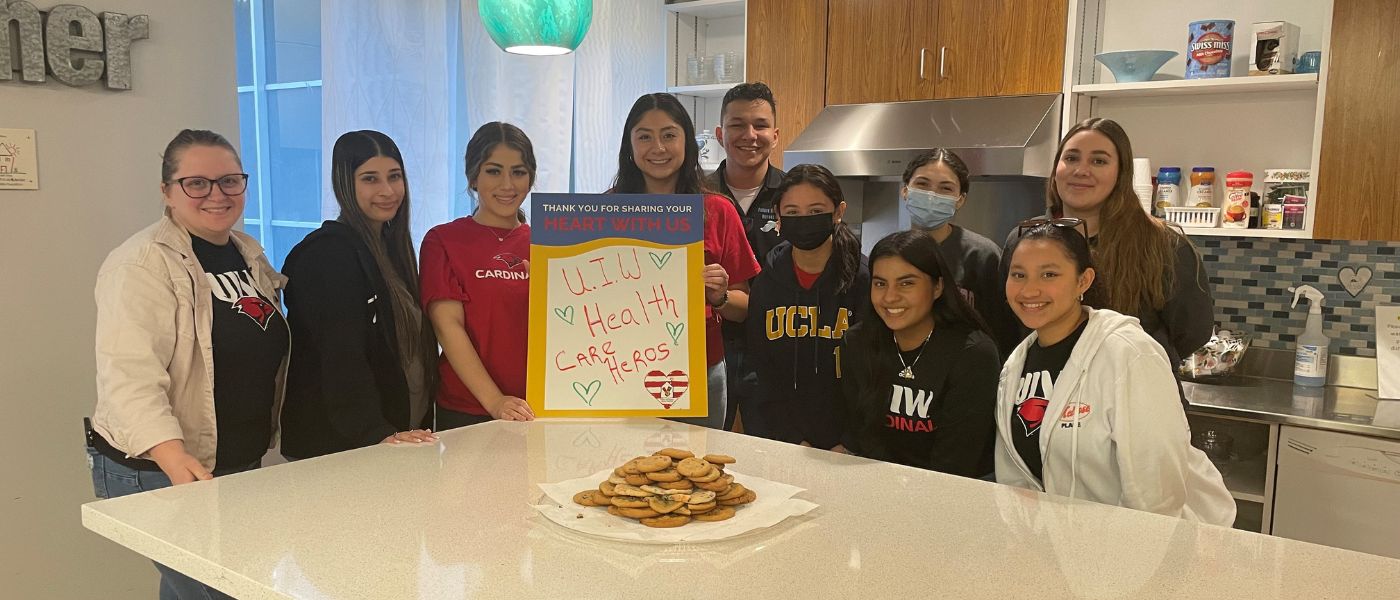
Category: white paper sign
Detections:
[
  {"x1": 0, "y1": 129, "x2": 39, "y2": 190},
  {"x1": 1376, "y1": 305, "x2": 1400, "y2": 400}
]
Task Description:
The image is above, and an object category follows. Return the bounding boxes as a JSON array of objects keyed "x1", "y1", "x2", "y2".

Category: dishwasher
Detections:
[{"x1": 1271, "y1": 425, "x2": 1400, "y2": 559}]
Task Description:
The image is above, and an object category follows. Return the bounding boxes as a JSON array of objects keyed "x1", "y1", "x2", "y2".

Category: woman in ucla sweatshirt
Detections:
[{"x1": 744, "y1": 165, "x2": 869, "y2": 450}]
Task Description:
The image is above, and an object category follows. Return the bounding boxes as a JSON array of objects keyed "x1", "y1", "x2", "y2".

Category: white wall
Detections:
[{"x1": 0, "y1": 1, "x2": 238, "y2": 597}]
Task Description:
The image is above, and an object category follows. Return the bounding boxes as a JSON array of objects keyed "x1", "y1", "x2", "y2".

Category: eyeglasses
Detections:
[
  {"x1": 1016, "y1": 216, "x2": 1089, "y2": 240},
  {"x1": 168, "y1": 174, "x2": 249, "y2": 198}
]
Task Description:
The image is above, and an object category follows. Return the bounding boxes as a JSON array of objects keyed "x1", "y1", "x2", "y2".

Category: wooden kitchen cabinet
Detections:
[
  {"x1": 934, "y1": 0, "x2": 1067, "y2": 99},
  {"x1": 825, "y1": 0, "x2": 938, "y2": 105},
  {"x1": 1313, "y1": 0, "x2": 1400, "y2": 241},
  {"x1": 746, "y1": 0, "x2": 828, "y2": 169}
]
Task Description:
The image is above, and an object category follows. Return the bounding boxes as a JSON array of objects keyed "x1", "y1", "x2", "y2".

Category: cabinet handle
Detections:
[
  {"x1": 939, "y1": 46, "x2": 947, "y2": 79},
  {"x1": 919, "y1": 48, "x2": 928, "y2": 80}
]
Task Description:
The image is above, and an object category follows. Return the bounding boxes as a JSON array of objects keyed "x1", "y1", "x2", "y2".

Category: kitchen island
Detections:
[{"x1": 82, "y1": 419, "x2": 1400, "y2": 599}]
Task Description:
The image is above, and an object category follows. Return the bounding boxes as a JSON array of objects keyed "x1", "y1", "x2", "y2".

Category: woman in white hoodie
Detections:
[{"x1": 996, "y1": 219, "x2": 1234, "y2": 525}]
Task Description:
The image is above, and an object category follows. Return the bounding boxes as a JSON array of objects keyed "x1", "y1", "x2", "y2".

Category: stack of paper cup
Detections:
[{"x1": 1133, "y1": 157, "x2": 1154, "y2": 215}]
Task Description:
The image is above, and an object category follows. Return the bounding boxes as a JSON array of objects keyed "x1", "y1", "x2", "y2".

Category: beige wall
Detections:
[{"x1": 0, "y1": 1, "x2": 237, "y2": 596}]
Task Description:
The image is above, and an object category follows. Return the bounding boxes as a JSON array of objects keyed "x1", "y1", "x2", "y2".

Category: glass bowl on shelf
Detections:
[{"x1": 1095, "y1": 50, "x2": 1178, "y2": 83}]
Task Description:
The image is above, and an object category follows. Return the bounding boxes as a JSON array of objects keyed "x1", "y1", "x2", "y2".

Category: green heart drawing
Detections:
[
  {"x1": 648, "y1": 251, "x2": 673, "y2": 270},
  {"x1": 665, "y1": 321, "x2": 685, "y2": 345},
  {"x1": 553, "y1": 305, "x2": 575, "y2": 325},
  {"x1": 572, "y1": 380, "x2": 602, "y2": 405}
]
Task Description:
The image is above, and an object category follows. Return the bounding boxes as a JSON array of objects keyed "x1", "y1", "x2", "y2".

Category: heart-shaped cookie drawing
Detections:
[
  {"x1": 572, "y1": 380, "x2": 602, "y2": 405},
  {"x1": 553, "y1": 305, "x2": 576, "y2": 325},
  {"x1": 648, "y1": 251, "x2": 673, "y2": 270},
  {"x1": 1338, "y1": 266, "x2": 1373, "y2": 298},
  {"x1": 643, "y1": 370, "x2": 689, "y2": 409},
  {"x1": 665, "y1": 321, "x2": 685, "y2": 344}
]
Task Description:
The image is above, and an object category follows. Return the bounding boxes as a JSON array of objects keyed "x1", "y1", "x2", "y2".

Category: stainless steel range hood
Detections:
[{"x1": 784, "y1": 94, "x2": 1061, "y2": 178}]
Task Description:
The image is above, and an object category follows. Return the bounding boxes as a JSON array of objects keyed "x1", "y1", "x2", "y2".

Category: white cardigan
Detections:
[{"x1": 994, "y1": 308, "x2": 1235, "y2": 526}]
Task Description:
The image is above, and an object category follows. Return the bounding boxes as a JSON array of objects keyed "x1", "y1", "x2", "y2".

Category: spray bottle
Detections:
[{"x1": 1289, "y1": 285, "x2": 1330, "y2": 387}]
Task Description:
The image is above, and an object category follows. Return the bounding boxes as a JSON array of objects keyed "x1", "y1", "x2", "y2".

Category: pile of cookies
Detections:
[{"x1": 572, "y1": 448, "x2": 757, "y2": 528}]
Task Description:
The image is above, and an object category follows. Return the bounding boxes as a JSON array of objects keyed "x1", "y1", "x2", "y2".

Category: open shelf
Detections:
[
  {"x1": 664, "y1": 0, "x2": 745, "y2": 19},
  {"x1": 1181, "y1": 227, "x2": 1314, "y2": 239},
  {"x1": 666, "y1": 83, "x2": 733, "y2": 98},
  {"x1": 1223, "y1": 455, "x2": 1268, "y2": 503},
  {"x1": 1073, "y1": 73, "x2": 1319, "y2": 99}
]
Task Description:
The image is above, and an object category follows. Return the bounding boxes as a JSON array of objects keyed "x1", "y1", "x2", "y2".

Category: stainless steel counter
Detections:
[{"x1": 1184, "y1": 378, "x2": 1400, "y2": 440}]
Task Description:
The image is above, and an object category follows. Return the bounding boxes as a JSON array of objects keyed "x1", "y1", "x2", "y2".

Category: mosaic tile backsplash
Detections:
[{"x1": 1196, "y1": 237, "x2": 1400, "y2": 357}]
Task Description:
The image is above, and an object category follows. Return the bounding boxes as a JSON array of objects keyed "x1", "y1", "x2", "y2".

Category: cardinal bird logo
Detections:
[
  {"x1": 493, "y1": 253, "x2": 524, "y2": 269},
  {"x1": 1015, "y1": 397, "x2": 1049, "y2": 437},
  {"x1": 233, "y1": 296, "x2": 276, "y2": 331}
]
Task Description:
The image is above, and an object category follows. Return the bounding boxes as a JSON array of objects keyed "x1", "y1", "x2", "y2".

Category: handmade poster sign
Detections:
[{"x1": 528, "y1": 193, "x2": 707, "y2": 417}]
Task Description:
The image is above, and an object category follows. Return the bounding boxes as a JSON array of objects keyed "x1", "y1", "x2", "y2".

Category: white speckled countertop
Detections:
[{"x1": 82, "y1": 419, "x2": 1400, "y2": 599}]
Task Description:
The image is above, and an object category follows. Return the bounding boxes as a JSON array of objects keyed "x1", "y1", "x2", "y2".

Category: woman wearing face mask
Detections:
[
  {"x1": 997, "y1": 219, "x2": 1233, "y2": 525},
  {"x1": 609, "y1": 93, "x2": 761, "y2": 430},
  {"x1": 744, "y1": 165, "x2": 869, "y2": 450},
  {"x1": 839, "y1": 230, "x2": 999, "y2": 477},
  {"x1": 420, "y1": 122, "x2": 537, "y2": 428},
  {"x1": 1006, "y1": 119, "x2": 1213, "y2": 379},
  {"x1": 281, "y1": 130, "x2": 438, "y2": 459},
  {"x1": 901, "y1": 148, "x2": 1021, "y2": 359}
]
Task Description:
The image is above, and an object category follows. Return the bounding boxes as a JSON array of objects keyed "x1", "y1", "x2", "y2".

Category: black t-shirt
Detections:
[
  {"x1": 1011, "y1": 318, "x2": 1089, "y2": 483},
  {"x1": 191, "y1": 235, "x2": 288, "y2": 469}
]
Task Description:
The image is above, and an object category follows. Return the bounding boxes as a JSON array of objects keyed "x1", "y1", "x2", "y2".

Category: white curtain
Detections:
[
  {"x1": 323, "y1": 0, "x2": 667, "y2": 232},
  {"x1": 321, "y1": 0, "x2": 459, "y2": 245},
  {"x1": 569, "y1": 0, "x2": 667, "y2": 194}
]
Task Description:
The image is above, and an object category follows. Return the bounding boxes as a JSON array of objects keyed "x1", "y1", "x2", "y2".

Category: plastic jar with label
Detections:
[
  {"x1": 1222, "y1": 171, "x2": 1252, "y2": 228},
  {"x1": 1154, "y1": 167, "x2": 1182, "y2": 217},
  {"x1": 1188, "y1": 167, "x2": 1216, "y2": 208}
]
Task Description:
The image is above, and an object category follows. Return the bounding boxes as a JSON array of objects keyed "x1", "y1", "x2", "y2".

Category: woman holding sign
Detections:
[
  {"x1": 744, "y1": 165, "x2": 868, "y2": 450},
  {"x1": 281, "y1": 130, "x2": 438, "y2": 459},
  {"x1": 839, "y1": 230, "x2": 1000, "y2": 478},
  {"x1": 609, "y1": 93, "x2": 760, "y2": 430},
  {"x1": 420, "y1": 122, "x2": 537, "y2": 428}
]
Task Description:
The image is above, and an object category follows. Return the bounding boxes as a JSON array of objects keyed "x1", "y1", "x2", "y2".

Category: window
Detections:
[{"x1": 234, "y1": 0, "x2": 322, "y2": 268}]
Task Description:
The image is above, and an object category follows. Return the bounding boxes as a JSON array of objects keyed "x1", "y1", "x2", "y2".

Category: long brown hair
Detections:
[
  {"x1": 609, "y1": 93, "x2": 708, "y2": 195},
  {"x1": 1047, "y1": 118, "x2": 1194, "y2": 316},
  {"x1": 329, "y1": 130, "x2": 432, "y2": 378}
]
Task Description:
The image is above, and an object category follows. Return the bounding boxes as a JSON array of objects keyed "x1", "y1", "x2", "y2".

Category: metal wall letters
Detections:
[{"x1": 1, "y1": 0, "x2": 150, "y2": 90}]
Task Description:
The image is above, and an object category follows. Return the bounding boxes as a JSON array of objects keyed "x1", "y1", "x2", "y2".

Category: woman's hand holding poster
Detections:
[{"x1": 527, "y1": 193, "x2": 707, "y2": 417}]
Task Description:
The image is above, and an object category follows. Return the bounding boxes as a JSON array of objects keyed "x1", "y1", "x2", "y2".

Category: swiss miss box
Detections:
[{"x1": 1187, "y1": 20, "x2": 1234, "y2": 79}]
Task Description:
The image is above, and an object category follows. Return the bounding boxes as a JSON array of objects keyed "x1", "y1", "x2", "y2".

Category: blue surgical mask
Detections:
[{"x1": 904, "y1": 187, "x2": 958, "y2": 229}]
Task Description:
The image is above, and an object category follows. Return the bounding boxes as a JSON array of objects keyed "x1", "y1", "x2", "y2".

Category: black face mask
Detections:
[{"x1": 780, "y1": 212, "x2": 835, "y2": 251}]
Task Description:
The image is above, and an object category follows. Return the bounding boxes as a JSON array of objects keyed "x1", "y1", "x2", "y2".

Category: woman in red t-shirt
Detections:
[
  {"x1": 420, "y1": 122, "x2": 537, "y2": 429},
  {"x1": 608, "y1": 93, "x2": 761, "y2": 430}
]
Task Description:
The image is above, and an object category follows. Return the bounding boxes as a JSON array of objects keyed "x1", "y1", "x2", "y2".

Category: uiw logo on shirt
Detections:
[
  {"x1": 206, "y1": 270, "x2": 275, "y2": 330},
  {"x1": 886, "y1": 384, "x2": 936, "y2": 433},
  {"x1": 1014, "y1": 371, "x2": 1054, "y2": 437}
]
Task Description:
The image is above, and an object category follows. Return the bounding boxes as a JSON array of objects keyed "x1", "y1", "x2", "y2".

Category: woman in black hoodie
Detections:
[
  {"x1": 280, "y1": 130, "x2": 438, "y2": 459},
  {"x1": 841, "y1": 230, "x2": 1000, "y2": 478},
  {"x1": 744, "y1": 165, "x2": 869, "y2": 450}
]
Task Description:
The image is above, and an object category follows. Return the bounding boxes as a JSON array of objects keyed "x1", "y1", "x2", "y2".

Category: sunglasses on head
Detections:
[{"x1": 1016, "y1": 216, "x2": 1090, "y2": 240}]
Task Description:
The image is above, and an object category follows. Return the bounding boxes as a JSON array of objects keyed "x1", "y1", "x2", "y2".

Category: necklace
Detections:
[{"x1": 894, "y1": 329, "x2": 934, "y2": 379}]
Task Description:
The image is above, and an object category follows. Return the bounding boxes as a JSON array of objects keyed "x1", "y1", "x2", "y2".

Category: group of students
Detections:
[{"x1": 86, "y1": 81, "x2": 1230, "y2": 598}]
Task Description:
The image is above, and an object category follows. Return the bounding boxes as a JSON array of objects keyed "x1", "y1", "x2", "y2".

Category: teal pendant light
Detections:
[{"x1": 479, "y1": 0, "x2": 593, "y2": 56}]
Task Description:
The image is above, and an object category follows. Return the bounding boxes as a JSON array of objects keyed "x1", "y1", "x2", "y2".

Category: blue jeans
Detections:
[
  {"x1": 86, "y1": 447, "x2": 258, "y2": 600},
  {"x1": 670, "y1": 360, "x2": 728, "y2": 430}
]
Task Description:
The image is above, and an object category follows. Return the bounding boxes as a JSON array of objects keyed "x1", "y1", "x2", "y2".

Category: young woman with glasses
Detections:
[
  {"x1": 1007, "y1": 118, "x2": 1214, "y2": 377},
  {"x1": 88, "y1": 129, "x2": 288, "y2": 598},
  {"x1": 279, "y1": 130, "x2": 438, "y2": 459},
  {"x1": 839, "y1": 230, "x2": 999, "y2": 478},
  {"x1": 743, "y1": 164, "x2": 869, "y2": 451},
  {"x1": 997, "y1": 219, "x2": 1233, "y2": 524}
]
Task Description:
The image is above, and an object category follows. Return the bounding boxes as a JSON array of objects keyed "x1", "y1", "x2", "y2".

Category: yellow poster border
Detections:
[{"x1": 527, "y1": 236, "x2": 709, "y2": 418}]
